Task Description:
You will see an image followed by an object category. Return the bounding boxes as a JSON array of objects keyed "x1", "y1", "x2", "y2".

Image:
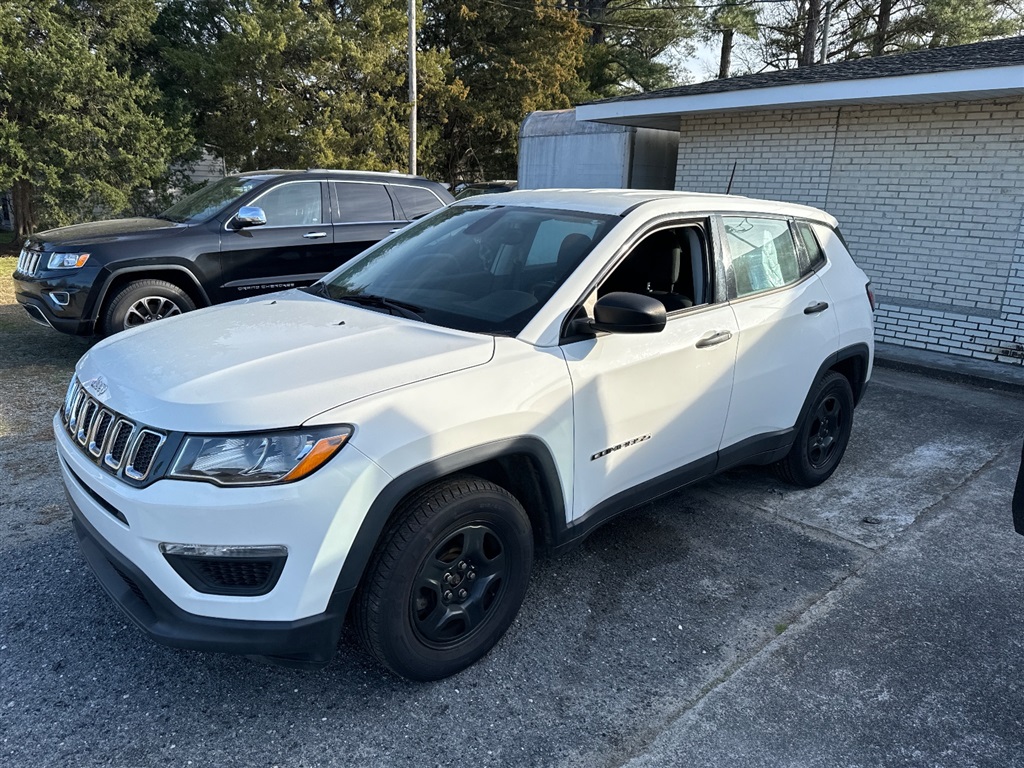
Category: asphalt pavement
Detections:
[{"x1": 2, "y1": 364, "x2": 1023, "y2": 768}]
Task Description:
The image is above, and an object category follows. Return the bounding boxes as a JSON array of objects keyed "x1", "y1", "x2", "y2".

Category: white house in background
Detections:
[
  {"x1": 550, "y1": 36, "x2": 1024, "y2": 367},
  {"x1": 177, "y1": 148, "x2": 227, "y2": 185}
]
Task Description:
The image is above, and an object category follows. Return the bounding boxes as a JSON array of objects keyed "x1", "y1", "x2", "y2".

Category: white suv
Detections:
[{"x1": 57, "y1": 190, "x2": 874, "y2": 680}]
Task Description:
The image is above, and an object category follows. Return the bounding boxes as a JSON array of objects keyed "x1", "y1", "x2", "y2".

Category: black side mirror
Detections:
[
  {"x1": 572, "y1": 292, "x2": 666, "y2": 335},
  {"x1": 233, "y1": 206, "x2": 267, "y2": 229}
]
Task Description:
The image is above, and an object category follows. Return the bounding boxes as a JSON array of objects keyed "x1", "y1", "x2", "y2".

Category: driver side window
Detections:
[
  {"x1": 594, "y1": 224, "x2": 711, "y2": 314},
  {"x1": 252, "y1": 182, "x2": 323, "y2": 227}
]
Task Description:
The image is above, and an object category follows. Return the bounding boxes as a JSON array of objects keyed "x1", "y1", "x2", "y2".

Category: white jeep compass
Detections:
[{"x1": 56, "y1": 190, "x2": 874, "y2": 680}]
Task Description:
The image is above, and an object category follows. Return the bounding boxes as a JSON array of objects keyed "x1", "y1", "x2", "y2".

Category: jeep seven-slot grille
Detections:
[
  {"x1": 15, "y1": 248, "x2": 43, "y2": 276},
  {"x1": 63, "y1": 378, "x2": 167, "y2": 483}
]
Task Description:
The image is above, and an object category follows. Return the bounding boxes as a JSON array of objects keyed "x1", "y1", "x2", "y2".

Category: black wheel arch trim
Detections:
[
  {"x1": 92, "y1": 265, "x2": 211, "y2": 328},
  {"x1": 332, "y1": 437, "x2": 567, "y2": 600},
  {"x1": 815, "y1": 342, "x2": 871, "y2": 406},
  {"x1": 783, "y1": 344, "x2": 868, "y2": 461}
]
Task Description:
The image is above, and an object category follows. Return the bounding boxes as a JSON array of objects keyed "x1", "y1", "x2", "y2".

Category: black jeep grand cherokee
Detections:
[{"x1": 12, "y1": 169, "x2": 452, "y2": 336}]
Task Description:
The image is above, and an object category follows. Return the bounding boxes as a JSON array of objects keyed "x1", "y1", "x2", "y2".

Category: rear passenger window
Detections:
[
  {"x1": 334, "y1": 182, "x2": 394, "y2": 223},
  {"x1": 794, "y1": 220, "x2": 825, "y2": 274},
  {"x1": 723, "y1": 216, "x2": 800, "y2": 298},
  {"x1": 390, "y1": 185, "x2": 444, "y2": 220}
]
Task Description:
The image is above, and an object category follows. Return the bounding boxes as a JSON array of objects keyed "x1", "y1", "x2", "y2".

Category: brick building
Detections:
[{"x1": 575, "y1": 37, "x2": 1024, "y2": 367}]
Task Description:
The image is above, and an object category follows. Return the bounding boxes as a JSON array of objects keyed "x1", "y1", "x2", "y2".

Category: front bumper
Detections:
[
  {"x1": 71, "y1": 504, "x2": 349, "y2": 668},
  {"x1": 56, "y1": 413, "x2": 393, "y2": 665},
  {"x1": 13, "y1": 269, "x2": 98, "y2": 335}
]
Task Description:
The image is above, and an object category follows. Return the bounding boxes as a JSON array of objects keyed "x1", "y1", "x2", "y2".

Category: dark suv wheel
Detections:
[
  {"x1": 776, "y1": 371, "x2": 855, "y2": 487},
  {"x1": 102, "y1": 279, "x2": 196, "y2": 336},
  {"x1": 354, "y1": 475, "x2": 533, "y2": 681}
]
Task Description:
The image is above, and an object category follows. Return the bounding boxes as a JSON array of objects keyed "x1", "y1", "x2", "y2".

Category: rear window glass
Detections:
[
  {"x1": 794, "y1": 220, "x2": 826, "y2": 273},
  {"x1": 390, "y1": 185, "x2": 444, "y2": 220}
]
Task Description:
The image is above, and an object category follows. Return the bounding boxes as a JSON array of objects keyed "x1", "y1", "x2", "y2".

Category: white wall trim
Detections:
[{"x1": 576, "y1": 65, "x2": 1024, "y2": 126}]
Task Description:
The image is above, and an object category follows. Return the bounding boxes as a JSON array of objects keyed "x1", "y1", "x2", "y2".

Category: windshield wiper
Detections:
[
  {"x1": 336, "y1": 293, "x2": 424, "y2": 321},
  {"x1": 301, "y1": 282, "x2": 330, "y2": 298}
]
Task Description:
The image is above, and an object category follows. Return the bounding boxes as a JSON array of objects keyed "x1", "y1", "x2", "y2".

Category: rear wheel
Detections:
[
  {"x1": 102, "y1": 279, "x2": 196, "y2": 336},
  {"x1": 354, "y1": 476, "x2": 533, "y2": 681},
  {"x1": 775, "y1": 371, "x2": 855, "y2": 487}
]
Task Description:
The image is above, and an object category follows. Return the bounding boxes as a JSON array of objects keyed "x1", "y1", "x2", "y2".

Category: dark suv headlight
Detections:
[{"x1": 47, "y1": 252, "x2": 90, "y2": 269}]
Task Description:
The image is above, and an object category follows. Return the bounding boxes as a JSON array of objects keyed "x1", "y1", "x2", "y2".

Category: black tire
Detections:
[
  {"x1": 353, "y1": 475, "x2": 533, "y2": 681},
  {"x1": 102, "y1": 279, "x2": 196, "y2": 336},
  {"x1": 775, "y1": 370, "x2": 855, "y2": 488}
]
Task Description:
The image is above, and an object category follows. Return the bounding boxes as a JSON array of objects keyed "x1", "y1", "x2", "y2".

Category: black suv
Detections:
[{"x1": 12, "y1": 170, "x2": 453, "y2": 336}]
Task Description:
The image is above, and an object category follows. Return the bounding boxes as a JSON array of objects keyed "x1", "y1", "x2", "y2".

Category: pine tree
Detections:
[
  {"x1": 419, "y1": 0, "x2": 588, "y2": 184},
  {"x1": 0, "y1": 0, "x2": 187, "y2": 237}
]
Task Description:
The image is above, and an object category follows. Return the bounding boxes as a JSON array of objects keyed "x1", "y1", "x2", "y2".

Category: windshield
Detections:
[
  {"x1": 158, "y1": 175, "x2": 270, "y2": 224},
  {"x1": 317, "y1": 204, "x2": 616, "y2": 335}
]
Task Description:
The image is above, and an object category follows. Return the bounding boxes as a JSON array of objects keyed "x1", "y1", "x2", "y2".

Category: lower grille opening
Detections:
[
  {"x1": 164, "y1": 554, "x2": 286, "y2": 597},
  {"x1": 111, "y1": 562, "x2": 150, "y2": 607}
]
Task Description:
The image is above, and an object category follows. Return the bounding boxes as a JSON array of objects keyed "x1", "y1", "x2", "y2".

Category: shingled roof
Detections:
[
  {"x1": 590, "y1": 35, "x2": 1024, "y2": 106},
  {"x1": 574, "y1": 36, "x2": 1024, "y2": 129}
]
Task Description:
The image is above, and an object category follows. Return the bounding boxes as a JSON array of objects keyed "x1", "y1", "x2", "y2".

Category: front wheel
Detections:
[
  {"x1": 102, "y1": 279, "x2": 196, "y2": 336},
  {"x1": 775, "y1": 371, "x2": 855, "y2": 488},
  {"x1": 353, "y1": 476, "x2": 533, "y2": 681}
]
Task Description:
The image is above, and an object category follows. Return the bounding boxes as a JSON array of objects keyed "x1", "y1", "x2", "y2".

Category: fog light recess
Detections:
[{"x1": 160, "y1": 543, "x2": 288, "y2": 596}]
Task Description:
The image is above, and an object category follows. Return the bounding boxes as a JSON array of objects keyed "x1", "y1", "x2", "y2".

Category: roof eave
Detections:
[{"x1": 576, "y1": 65, "x2": 1024, "y2": 130}]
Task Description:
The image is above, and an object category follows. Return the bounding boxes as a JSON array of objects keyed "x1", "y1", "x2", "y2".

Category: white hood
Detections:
[{"x1": 75, "y1": 291, "x2": 495, "y2": 432}]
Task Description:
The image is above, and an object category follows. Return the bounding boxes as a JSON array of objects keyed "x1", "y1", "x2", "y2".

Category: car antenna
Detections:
[{"x1": 725, "y1": 161, "x2": 738, "y2": 195}]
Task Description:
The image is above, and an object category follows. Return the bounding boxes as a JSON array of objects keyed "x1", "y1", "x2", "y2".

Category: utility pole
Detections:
[{"x1": 408, "y1": 0, "x2": 417, "y2": 176}]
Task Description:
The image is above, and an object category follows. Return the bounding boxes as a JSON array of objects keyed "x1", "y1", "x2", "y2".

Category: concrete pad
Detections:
[
  {"x1": 698, "y1": 369, "x2": 1024, "y2": 549},
  {"x1": 623, "y1": 433, "x2": 1024, "y2": 768}
]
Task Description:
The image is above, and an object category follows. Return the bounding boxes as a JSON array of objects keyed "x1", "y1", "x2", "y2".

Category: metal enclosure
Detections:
[{"x1": 518, "y1": 109, "x2": 679, "y2": 190}]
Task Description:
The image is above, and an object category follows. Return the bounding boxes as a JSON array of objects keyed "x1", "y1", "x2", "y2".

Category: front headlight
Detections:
[
  {"x1": 169, "y1": 426, "x2": 352, "y2": 486},
  {"x1": 47, "y1": 252, "x2": 90, "y2": 270}
]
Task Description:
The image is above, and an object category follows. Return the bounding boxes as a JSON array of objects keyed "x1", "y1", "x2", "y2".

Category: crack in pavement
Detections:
[{"x1": 604, "y1": 439, "x2": 1019, "y2": 768}]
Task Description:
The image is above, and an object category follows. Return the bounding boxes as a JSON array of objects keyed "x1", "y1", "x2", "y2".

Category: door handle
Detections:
[
  {"x1": 804, "y1": 301, "x2": 829, "y2": 315},
  {"x1": 389, "y1": 227, "x2": 404, "y2": 234},
  {"x1": 303, "y1": 231, "x2": 328, "y2": 239},
  {"x1": 696, "y1": 330, "x2": 733, "y2": 349}
]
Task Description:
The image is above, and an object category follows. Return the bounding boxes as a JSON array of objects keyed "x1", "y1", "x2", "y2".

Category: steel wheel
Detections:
[
  {"x1": 354, "y1": 475, "x2": 533, "y2": 681},
  {"x1": 775, "y1": 371, "x2": 855, "y2": 488},
  {"x1": 410, "y1": 523, "x2": 510, "y2": 647},
  {"x1": 807, "y1": 394, "x2": 844, "y2": 469}
]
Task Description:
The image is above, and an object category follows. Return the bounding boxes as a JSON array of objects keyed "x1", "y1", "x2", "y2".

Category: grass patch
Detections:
[
  {"x1": 774, "y1": 622, "x2": 789, "y2": 635},
  {"x1": 0, "y1": 230, "x2": 14, "y2": 244},
  {"x1": 0, "y1": 256, "x2": 17, "y2": 304}
]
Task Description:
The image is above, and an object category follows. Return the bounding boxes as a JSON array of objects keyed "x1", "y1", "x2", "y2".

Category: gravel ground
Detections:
[{"x1": 2, "y1": 271, "x2": 1023, "y2": 767}]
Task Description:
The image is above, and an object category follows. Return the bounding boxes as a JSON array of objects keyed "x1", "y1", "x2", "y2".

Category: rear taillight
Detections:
[{"x1": 866, "y1": 282, "x2": 876, "y2": 311}]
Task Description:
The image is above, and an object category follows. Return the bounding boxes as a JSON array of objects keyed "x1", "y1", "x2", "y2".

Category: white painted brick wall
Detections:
[{"x1": 674, "y1": 97, "x2": 1024, "y2": 366}]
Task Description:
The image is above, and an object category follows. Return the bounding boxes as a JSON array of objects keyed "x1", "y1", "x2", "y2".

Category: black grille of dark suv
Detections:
[
  {"x1": 15, "y1": 247, "x2": 43, "y2": 277},
  {"x1": 62, "y1": 378, "x2": 167, "y2": 483}
]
